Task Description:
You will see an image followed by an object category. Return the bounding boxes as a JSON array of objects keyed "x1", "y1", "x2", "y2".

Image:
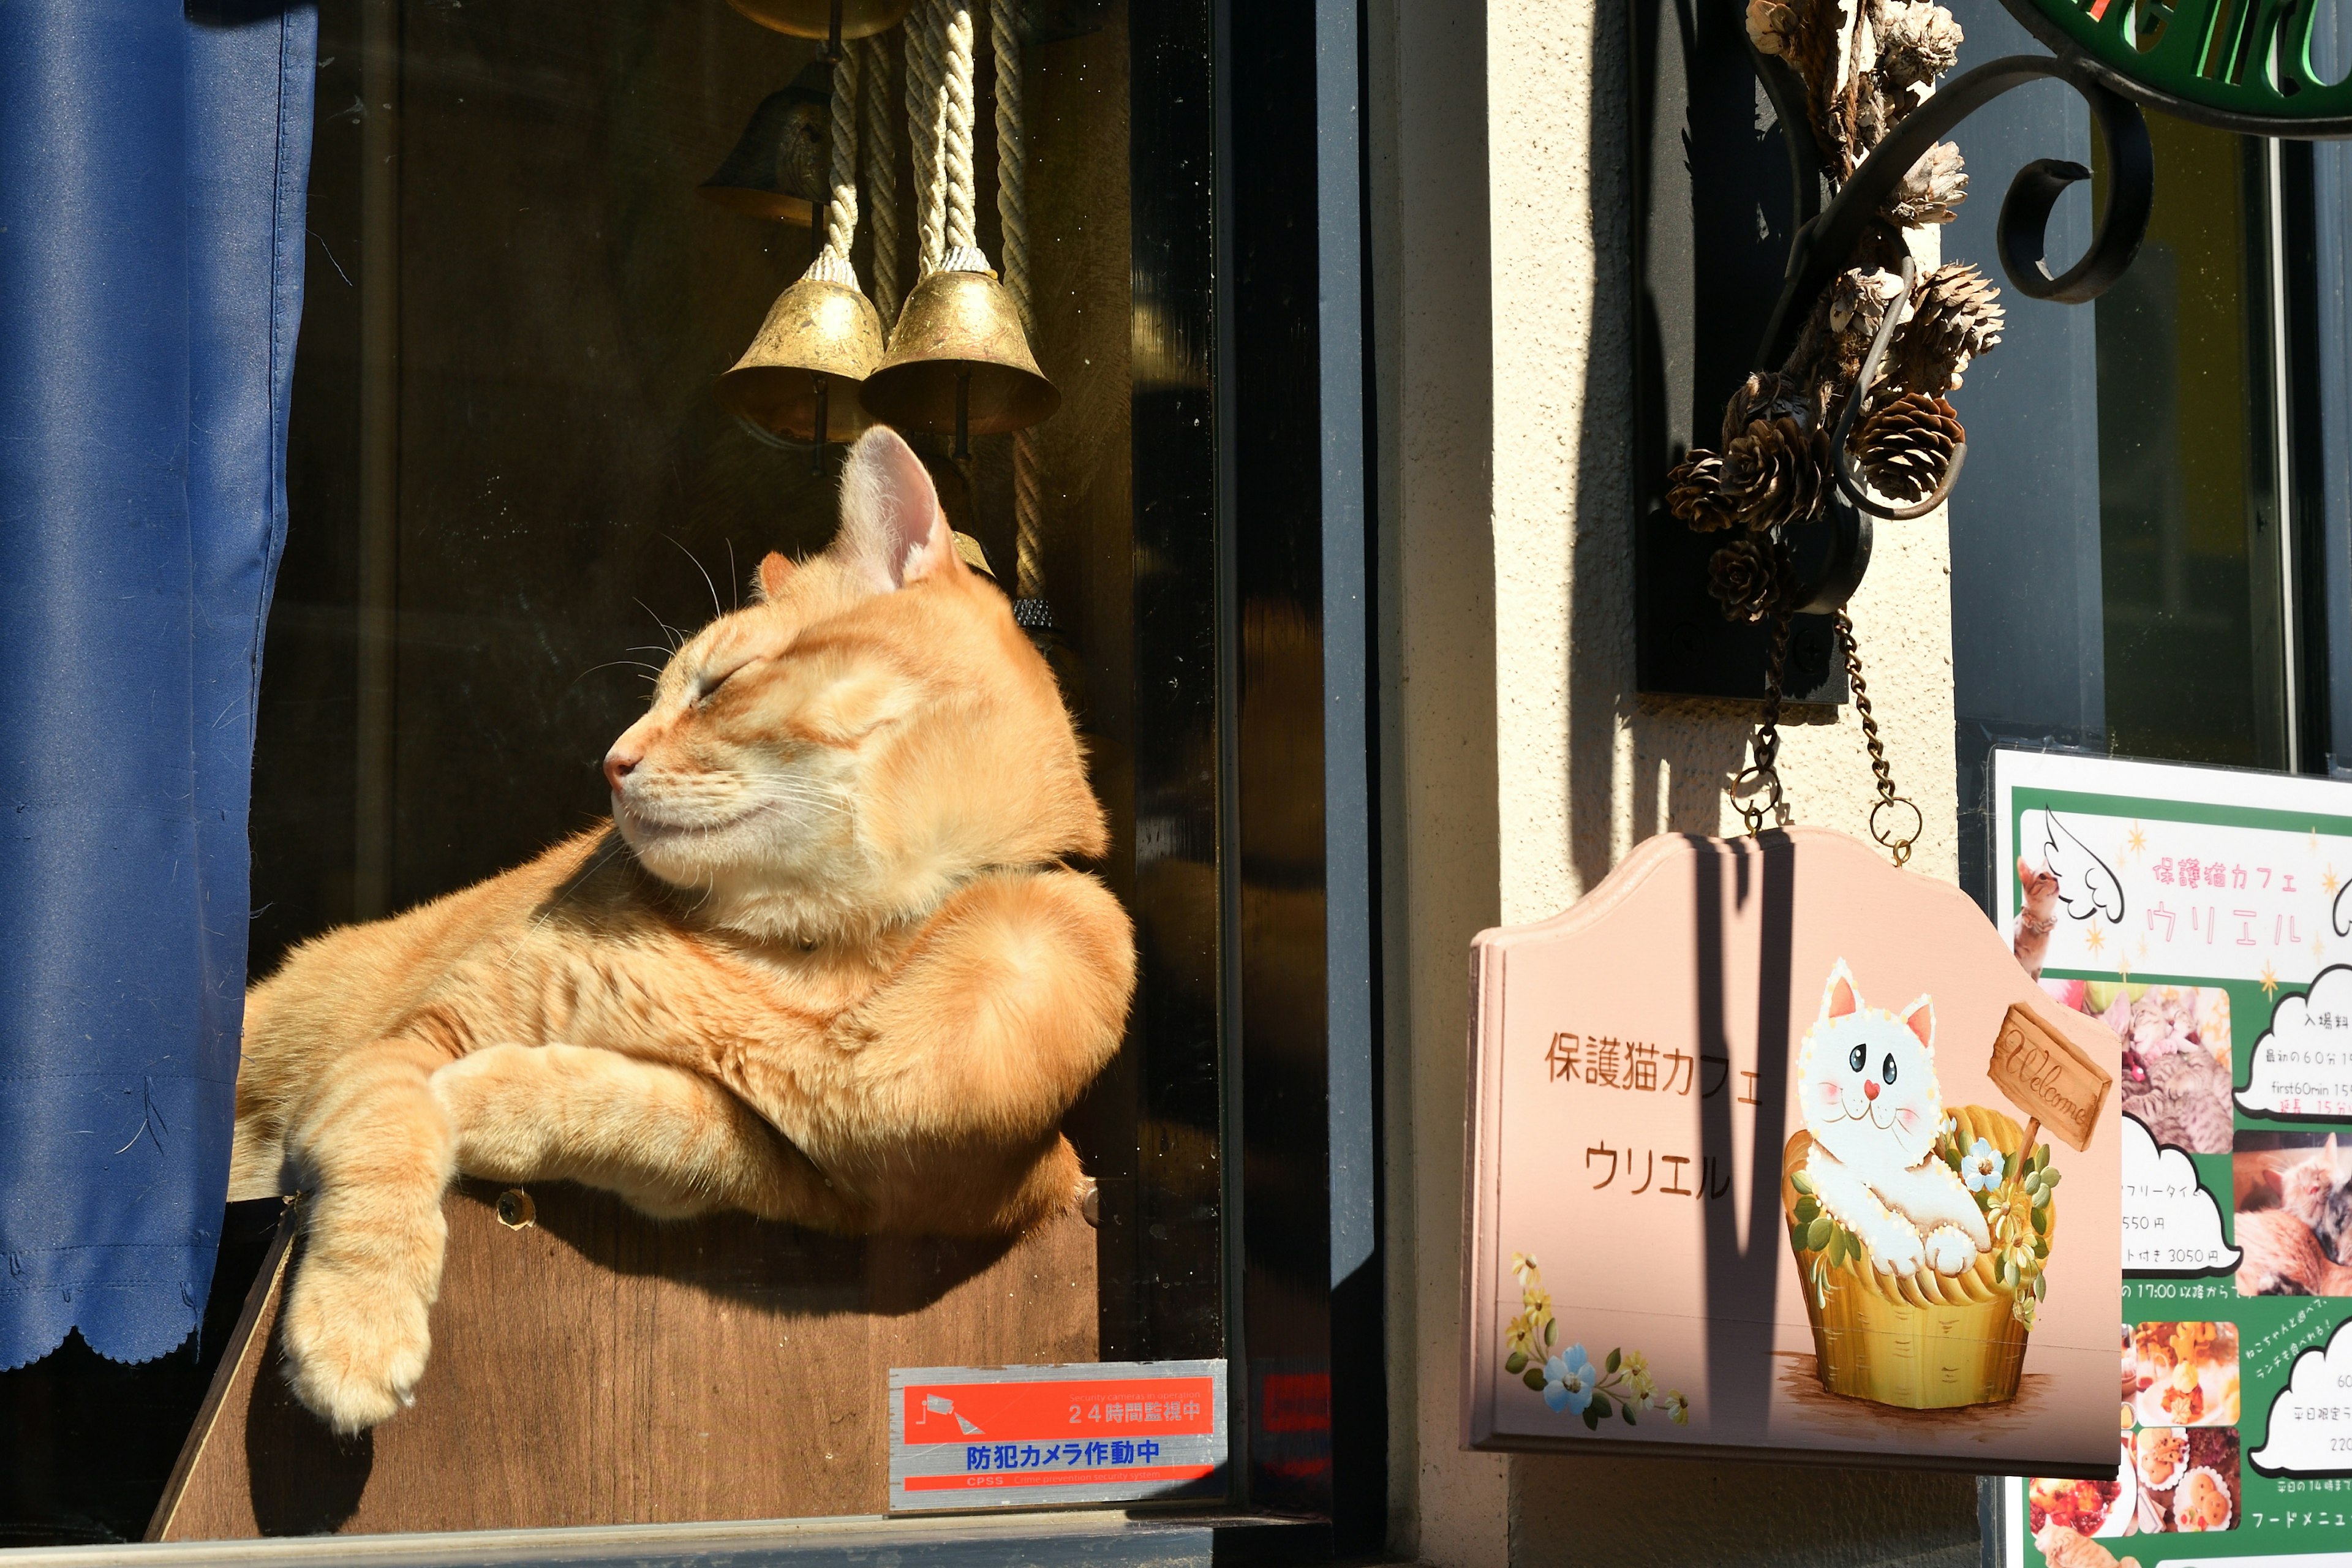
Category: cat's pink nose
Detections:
[
  {"x1": 604, "y1": 750, "x2": 641, "y2": 794},
  {"x1": 1863, "y1": 1079, "x2": 1880, "y2": 1101}
]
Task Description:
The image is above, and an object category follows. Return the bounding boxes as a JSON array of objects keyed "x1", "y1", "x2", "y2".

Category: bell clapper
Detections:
[{"x1": 812, "y1": 379, "x2": 831, "y2": 475}]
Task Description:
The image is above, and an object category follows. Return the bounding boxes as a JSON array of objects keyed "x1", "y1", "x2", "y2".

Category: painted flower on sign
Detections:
[
  {"x1": 1961, "y1": 1136, "x2": 2003, "y2": 1193},
  {"x1": 1500, "y1": 1256, "x2": 1689, "y2": 1430},
  {"x1": 1543, "y1": 1348, "x2": 1598, "y2": 1415}
]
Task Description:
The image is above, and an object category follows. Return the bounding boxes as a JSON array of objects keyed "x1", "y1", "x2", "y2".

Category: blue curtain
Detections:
[{"x1": 0, "y1": 0, "x2": 315, "y2": 1370}]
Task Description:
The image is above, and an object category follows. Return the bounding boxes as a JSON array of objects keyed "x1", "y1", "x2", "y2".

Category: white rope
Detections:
[
  {"x1": 992, "y1": 0, "x2": 1042, "y2": 596},
  {"x1": 991, "y1": 0, "x2": 1028, "y2": 326},
  {"x1": 860, "y1": 32, "x2": 902, "y2": 323},
  {"x1": 941, "y1": 4, "x2": 985, "y2": 270},
  {"x1": 910, "y1": 0, "x2": 947, "y2": 277},
  {"x1": 819, "y1": 42, "x2": 860, "y2": 271}
]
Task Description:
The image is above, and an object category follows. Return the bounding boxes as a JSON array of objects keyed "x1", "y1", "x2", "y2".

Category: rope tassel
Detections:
[{"x1": 810, "y1": 41, "x2": 862, "y2": 284}]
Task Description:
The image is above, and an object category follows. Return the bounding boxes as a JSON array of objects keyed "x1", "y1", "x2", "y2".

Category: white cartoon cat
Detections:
[{"x1": 1796, "y1": 959, "x2": 1991, "y2": 1278}]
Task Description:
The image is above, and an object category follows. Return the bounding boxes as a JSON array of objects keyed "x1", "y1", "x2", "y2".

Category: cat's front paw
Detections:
[
  {"x1": 1923, "y1": 1224, "x2": 1980, "y2": 1276},
  {"x1": 1867, "y1": 1221, "x2": 1926, "y2": 1277},
  {"x1": 279, "y1": 1250, "x2": 435, "y2": 1434}
]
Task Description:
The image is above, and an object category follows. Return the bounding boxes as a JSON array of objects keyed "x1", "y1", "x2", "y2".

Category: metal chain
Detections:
[
  {"x1": 1731, "y1": 601, "x2": 1792, "y2": 835},
  {"x1": 1834, "y1": 608, "x2": 1922, "y2": 866}
]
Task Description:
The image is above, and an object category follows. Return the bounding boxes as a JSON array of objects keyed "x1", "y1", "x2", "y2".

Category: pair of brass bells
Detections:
[{"x1": 714, "y1": 264, "x2": 1060, "y2": 456}]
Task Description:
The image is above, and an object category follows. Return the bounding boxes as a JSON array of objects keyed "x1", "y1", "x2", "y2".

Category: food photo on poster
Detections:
[{"x1": 1994, "y1": 750, "x2": 2352, "y2": 1568}]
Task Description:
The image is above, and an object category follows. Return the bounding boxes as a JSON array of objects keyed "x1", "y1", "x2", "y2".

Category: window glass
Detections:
[
  {"x1": 2094, "y1": 115, "x2": 2290, "y2": 768},
  {"x1": 172, "y1": 0, "x2": 1215, "y2": 1537}
]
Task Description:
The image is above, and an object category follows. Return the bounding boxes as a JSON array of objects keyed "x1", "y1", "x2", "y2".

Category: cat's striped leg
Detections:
[
  {"x1": 431, "y1": 1042, "x2": 861, "y2": 1229},
  {"x1": 829, "y1": 868, "x2": 1134, "y2": 1152},
  {"x1": 279, "y1": 1036, "x2": 458, "y2": 1434}
]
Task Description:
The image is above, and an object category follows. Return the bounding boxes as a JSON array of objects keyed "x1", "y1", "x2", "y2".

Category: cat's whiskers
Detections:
[{"x1": 662, "y1": 535, "x2": 725, "y2": 625}]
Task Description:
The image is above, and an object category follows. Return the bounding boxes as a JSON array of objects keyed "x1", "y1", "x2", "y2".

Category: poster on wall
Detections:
[
  {"x1": 1460, "y1": 824, "x2": 2124, "y2": 1474},
  {"x1": 1993, "y1": 750, "x2": 2352, "y2": 1568}
]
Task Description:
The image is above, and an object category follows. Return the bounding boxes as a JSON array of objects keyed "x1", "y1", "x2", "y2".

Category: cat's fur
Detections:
[
  {"x1": 2278, "y1": 1134, "x2": 2352, "y2": 1262},
  {"x1": 2111, "y1": 990, "x2": 2233, "y2": 1155},
  {"x1": 228, "y1": 428, "x2": 1136, "y2": 1433},
  {"x1": 2013, "y1": 858, "x2": 2060, "y2": 978},
  {"x1": 1796, "y1": 960, "x2": 1991, "y2": 1277},
  {"x1": 2236, "y1": 1208, "x2": 2352, "y2": 1296}
]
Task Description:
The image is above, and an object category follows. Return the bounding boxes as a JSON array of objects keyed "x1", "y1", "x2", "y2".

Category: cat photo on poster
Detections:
[{"x1": 1460, "y1": 827, "x2": 2122, "y2": 1476}]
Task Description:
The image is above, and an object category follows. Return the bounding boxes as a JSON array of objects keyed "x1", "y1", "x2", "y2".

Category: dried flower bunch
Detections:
[{"x1": 1666, "y1": 0, "x2": 2008, "y2": 620}]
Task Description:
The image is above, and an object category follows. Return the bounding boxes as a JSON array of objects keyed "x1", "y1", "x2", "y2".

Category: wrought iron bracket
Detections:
[{"x1": 1632, "y1": 10, "x2": 2158, "y2": 703}]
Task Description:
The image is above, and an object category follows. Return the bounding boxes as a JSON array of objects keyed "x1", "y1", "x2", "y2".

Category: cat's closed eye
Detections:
[{"x1": 694, "y1": 662, "x2": 753, "y2": 707}]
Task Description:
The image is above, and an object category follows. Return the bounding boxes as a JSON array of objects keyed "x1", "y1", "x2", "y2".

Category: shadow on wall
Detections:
[
  {"x1": 1562, "y1": 0, "x2": 1777, "y2": 900},
  {"x1": 1515, "y1": 1452, "x2": 1981, "y2": 1568},
  {"x1": 1513, "y1": 0, "x2": 1979, "y2": 1563}
]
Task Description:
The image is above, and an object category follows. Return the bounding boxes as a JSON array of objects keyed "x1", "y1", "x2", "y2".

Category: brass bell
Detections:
[
  {"x1": 698, "y1": 72, "x2": 831, "y2": 226},
  {"x1": 725, "y1": 0, "x2": 912, "y2": 45},
  {"x1": 714, "y1": 268, "x2": 884, "y2": 462},
  {"x1": 859, "y1": 266, "x2": 1060, "y2": 459}
]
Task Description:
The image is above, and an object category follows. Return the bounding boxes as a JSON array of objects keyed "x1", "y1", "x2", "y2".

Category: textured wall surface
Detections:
[{"x1": 1374, "y1": 0, "x2": 1974, "y2": 1562}]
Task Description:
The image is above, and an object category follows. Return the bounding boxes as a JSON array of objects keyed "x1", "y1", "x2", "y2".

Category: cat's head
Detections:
[
  {"x1": 1796, "y1": 959, "x2": 1943, "y2": 1169},
  {"x1": 604, "y1": 426, "x2": 1104, "y2": 941},
  {"x1": 2283, "y1": 1134, "x2": 2352, "y2": 1212}
]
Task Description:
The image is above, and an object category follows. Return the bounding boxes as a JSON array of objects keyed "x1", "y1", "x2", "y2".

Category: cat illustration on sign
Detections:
[{"x1": 1795, "y1": 960, "x2": 1991, "y2": 1278}]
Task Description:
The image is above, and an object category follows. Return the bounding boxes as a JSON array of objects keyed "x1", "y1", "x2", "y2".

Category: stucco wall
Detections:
[{"x1": 1373, "y1": 1, "x2": 1975, "y2": 1562}]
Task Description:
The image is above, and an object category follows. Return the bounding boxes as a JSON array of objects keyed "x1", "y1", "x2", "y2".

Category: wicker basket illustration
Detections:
[{"x1": 1781, "y1": 1105, "x2": 2049, "y2": 1410}]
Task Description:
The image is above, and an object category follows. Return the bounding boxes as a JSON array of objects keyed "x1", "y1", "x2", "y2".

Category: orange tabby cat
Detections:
[{"x1": 227, "y1": 427, "x2": 1135, "y2": 1433}]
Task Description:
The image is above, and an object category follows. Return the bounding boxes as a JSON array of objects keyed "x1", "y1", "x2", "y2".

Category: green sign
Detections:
[{"x1": 2002, "y1": 0, "x2": 2352, "y2": 134}]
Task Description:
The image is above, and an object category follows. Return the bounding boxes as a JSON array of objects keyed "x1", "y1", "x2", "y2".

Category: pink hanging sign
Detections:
[{"x1": 1461, "y1": 827, "x2": 2120, "y2": 1475}]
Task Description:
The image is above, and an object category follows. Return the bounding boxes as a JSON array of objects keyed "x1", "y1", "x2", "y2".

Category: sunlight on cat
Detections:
[{"x1": 226, "y1": 427, "x2": 1136, "y2": 1433}]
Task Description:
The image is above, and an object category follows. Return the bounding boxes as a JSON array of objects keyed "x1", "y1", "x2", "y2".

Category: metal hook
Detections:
[{"x1": 1827, "y1": 257, "x2": 1969, "y2": 521}]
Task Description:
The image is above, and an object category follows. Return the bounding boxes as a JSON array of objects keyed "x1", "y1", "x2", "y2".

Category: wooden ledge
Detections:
[{"x1": 150, "y1": 1181, "x2": 1098, "y2": 1540}]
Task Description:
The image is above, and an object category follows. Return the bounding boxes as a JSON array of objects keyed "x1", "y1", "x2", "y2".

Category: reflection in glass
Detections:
[{"x1": 2095, "y1": 113, "x2": 2288, "y2": 767}]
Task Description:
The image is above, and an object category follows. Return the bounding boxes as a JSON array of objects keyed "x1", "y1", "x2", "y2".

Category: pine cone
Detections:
[
  {"x1": 1857, "y1": 392, "x2": 1963, "y2": 501},
  {"x1": 1721, "y1": 415, "x2": 1828, "y2": 530},
  {"x1": 1874, "y1": 0, "x2": 1962, "y2": 92},
  {"x1": 1719, "y1": 371, "x2": 1812, "y2": 448},
  {"x1": 1708, "y1": 535, "x2": 1792, "y2": 623},
  {"x1": 1883, "y1": 140, "x2": 1967, "y2": 226},
  {"x1": 1750, "y1": 0, "x2": 1867, "y2": 161},
  {"x1": 1667, "y1": 448, "x2": 1737, "y2": 532},
  {"x1": 1888, "y1": 262, "x2": 2005, "y2": 392},
  {"x1": 1830, "y1": 266, "x2": 1904, "y2": 337},
  {"x1": 1747, "y1": 0, "x2": 1839, "y2": 89}
]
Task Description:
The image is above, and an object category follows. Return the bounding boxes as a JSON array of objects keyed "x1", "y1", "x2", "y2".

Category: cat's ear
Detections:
[
  {"x1": 1820, "y1": 959, "x2": 1860, "y2": 1022},
  {"x1": 1899, "y1": 995, "x2": 1936, "y2": 1052},
  {"x1": 831, "y1": 426, "x2": 962, "y2": 592},
  {"x1": 754, "y1": 551, "x2": 795, "y2": 602}
]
